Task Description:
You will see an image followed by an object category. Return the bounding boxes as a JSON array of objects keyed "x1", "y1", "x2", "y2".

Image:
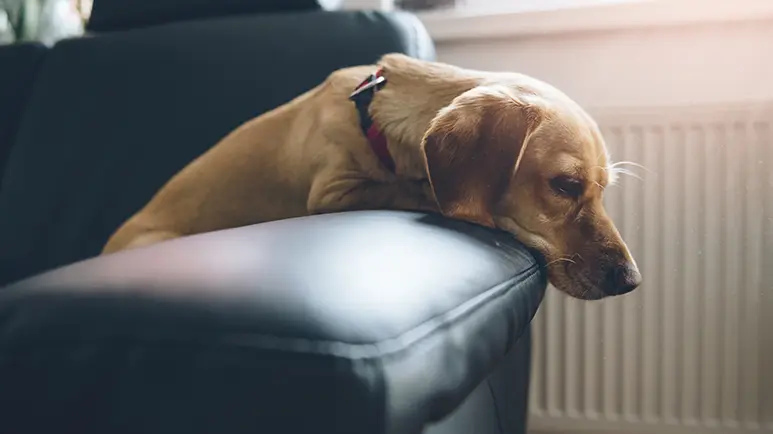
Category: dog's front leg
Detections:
[{"x1": 307, "y1": 175, "x2": 437, "y2": 215}]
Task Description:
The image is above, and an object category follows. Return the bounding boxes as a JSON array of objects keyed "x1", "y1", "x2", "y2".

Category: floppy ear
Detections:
[{"x1": 421, "y1": 85, "x2": 542, "y2": 228}]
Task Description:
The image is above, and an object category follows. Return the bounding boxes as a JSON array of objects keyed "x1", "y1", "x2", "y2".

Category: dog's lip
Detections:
[
  {"x1": 564, "y1": 263, "x2": 606, "y2": 300},
  {"x1": 494, "y1": 216, "x2": 555, "y2": 255}
]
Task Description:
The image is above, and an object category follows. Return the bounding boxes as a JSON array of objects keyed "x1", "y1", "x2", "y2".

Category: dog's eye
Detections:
[{"x1": 550, "y1": 176, "x2": 584, "y2": 198}]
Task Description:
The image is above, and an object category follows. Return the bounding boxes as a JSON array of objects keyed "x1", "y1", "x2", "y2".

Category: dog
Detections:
[{"x1": 102, "y1": 53, "x2": 642, "y2": 300}]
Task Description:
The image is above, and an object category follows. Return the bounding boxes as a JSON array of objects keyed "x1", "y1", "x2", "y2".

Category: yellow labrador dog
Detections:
[{"x1": 103, "y1": 53, "x2": 641, "y2": 300}]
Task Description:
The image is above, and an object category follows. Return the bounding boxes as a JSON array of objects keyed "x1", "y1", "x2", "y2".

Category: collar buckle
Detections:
[{"x1": 349, "y1": 74, "x2": 386, "y2": 100}]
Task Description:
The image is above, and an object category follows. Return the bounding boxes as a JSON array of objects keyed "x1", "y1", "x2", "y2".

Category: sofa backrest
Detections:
[
  {"x1": 0, "y1": 43, "x2": 47, "y2": 183},
  {"x1": 0, "y1": 1, "x2": 434, "y2": 285}
]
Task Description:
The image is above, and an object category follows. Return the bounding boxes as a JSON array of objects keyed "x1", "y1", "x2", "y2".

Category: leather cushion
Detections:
[
  {"x1": 87, "y1": 0, "x2": 323, "y2": 32},
  {"x1": 0, "y1": 211, "x2": 546, "y2": 434},
  {"x1": 0, "y1": 11, "x2": 434, "y2": 286},
  {"x1": 0, "y1": 43, "x2": 47, "y2": 184}
]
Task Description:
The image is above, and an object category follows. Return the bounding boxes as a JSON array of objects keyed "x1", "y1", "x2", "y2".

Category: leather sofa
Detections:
[{"x1": 0, "y1": 1, "x2": 547, "y2": 433}]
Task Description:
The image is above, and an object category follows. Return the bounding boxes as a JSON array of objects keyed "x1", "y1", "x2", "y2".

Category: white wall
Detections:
[{"x1": 432, "y1": 20, "x2": 773, "y2": 110}]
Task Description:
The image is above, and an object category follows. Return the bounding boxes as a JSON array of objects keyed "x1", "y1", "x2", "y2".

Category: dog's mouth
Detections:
[
  {"x1": 493, "y1": 216, "x2": 636, "y2": 300},
  {"x1": 517, "y1": 244, "x2": 608, "y2": 300},
  {"x1": 493, "y1": 216, "x2": 554, "y2": 257},
  {"x1": 561, "y1": 263, "x2": 607, "y2": 300},
  {"x1": 551, "y1": 258, "x2": 641, "y2": 300},
  {"x1": 546, "y1": 262, "x2": 609, "y2": 300}
]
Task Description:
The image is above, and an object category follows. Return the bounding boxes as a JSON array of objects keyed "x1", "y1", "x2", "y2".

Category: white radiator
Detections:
[{"x1": 528, "y1": 104, "x2": 773, "y2": 434}]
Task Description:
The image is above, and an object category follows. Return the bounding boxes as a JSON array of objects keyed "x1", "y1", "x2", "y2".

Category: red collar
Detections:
[{"x1": 349, "y1": 68, "x2": 395, "y2": 173}]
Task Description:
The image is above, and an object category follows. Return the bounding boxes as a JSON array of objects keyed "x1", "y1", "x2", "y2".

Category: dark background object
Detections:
[
  {"x1": 396, "y1": 0, "x2": 459, "y2": 12},
  {"x1": 87, "y1": 0, "x2": 323, "y2": 32}
]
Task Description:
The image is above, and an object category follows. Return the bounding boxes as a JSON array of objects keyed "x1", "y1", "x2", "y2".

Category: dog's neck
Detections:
[{"x1": 368, "y1": 55, "x2": 482, "y2": 179}]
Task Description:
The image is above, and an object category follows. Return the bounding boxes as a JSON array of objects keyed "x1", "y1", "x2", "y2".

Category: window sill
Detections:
[{"x1": 416, "y1": 0, "x2": 773, "y2": 42}]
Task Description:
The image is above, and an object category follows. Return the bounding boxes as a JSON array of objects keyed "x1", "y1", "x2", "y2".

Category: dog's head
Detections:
[{"x1": 421, "y1": 82, "x2": 641, "y2": 300}]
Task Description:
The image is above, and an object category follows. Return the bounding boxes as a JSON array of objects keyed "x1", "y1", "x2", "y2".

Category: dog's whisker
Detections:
[
  {"x1": 609, "y1": 160, "x2": 651, "y2": 172},
  {"x1": 602, "y1": 161, "x2": 650, "y2": 187},
  {"x1": 598, "y1": 164, "x2": 621, "y2": 185},
  {"x1": 546, "y1": 257, "x2": 577, "y2": 267},
  {"x1": 613, "y1": 168, "x2": 643, "y2": 181}
]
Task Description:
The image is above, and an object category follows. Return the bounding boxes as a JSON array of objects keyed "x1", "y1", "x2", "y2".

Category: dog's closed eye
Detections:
[{"x1": 550, "y1": 175, "x2": 584, "y2": 198}]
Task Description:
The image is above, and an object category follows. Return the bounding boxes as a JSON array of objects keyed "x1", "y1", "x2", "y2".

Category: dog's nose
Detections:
[{"x1": 604, "y1": 262, "x2": 642, "y2": 295}]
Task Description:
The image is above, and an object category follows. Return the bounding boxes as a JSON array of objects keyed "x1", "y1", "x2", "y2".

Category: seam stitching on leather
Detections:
[
  {"x1": 486, "y1": 378, "x2": 506, "y2": 434},
  {"x1": 356, "y1": 265, "x2": 542, "y2": 359},
  {"x1": 218, "y1": 265, "x2": 542, "y2": 359},
  {"x1": 0, "y1": 265, "x2": 543, "y2": 360}
]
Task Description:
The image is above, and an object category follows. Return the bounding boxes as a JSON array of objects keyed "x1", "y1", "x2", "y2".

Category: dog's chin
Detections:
[
  {"x1": 560, "y1": 286, "x2": 608, "y2": 300},
  {"x1": 551, "y1": 280, "x2": 608, "y2": 300},
  {"x1": 546, "y1": 265, "x2": 609, "y2": 301}
]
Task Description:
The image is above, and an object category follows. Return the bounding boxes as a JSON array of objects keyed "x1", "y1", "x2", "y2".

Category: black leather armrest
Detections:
[{"x1": 0, "y1": 211, "x2": 546, "y2": 434}]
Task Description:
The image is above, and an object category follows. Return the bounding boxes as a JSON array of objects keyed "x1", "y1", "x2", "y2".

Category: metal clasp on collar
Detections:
[{"x1": 349, "y1": 75, "x2": 387, "y2": 100}]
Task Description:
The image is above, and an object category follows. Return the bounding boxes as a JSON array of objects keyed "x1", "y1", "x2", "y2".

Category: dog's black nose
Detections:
[{"x1": 604, "y1": 262, "x2": 642, "y2": 295}]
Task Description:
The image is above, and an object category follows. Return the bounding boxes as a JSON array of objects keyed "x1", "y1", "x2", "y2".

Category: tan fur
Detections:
[{"x1": 103, "y1": 53, "x2": 641, "y2": 300}]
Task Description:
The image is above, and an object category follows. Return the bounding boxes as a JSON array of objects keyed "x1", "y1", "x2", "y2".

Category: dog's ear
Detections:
[{"x1": 421, "y1": 85, "x2": 542, "y2": 227}]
